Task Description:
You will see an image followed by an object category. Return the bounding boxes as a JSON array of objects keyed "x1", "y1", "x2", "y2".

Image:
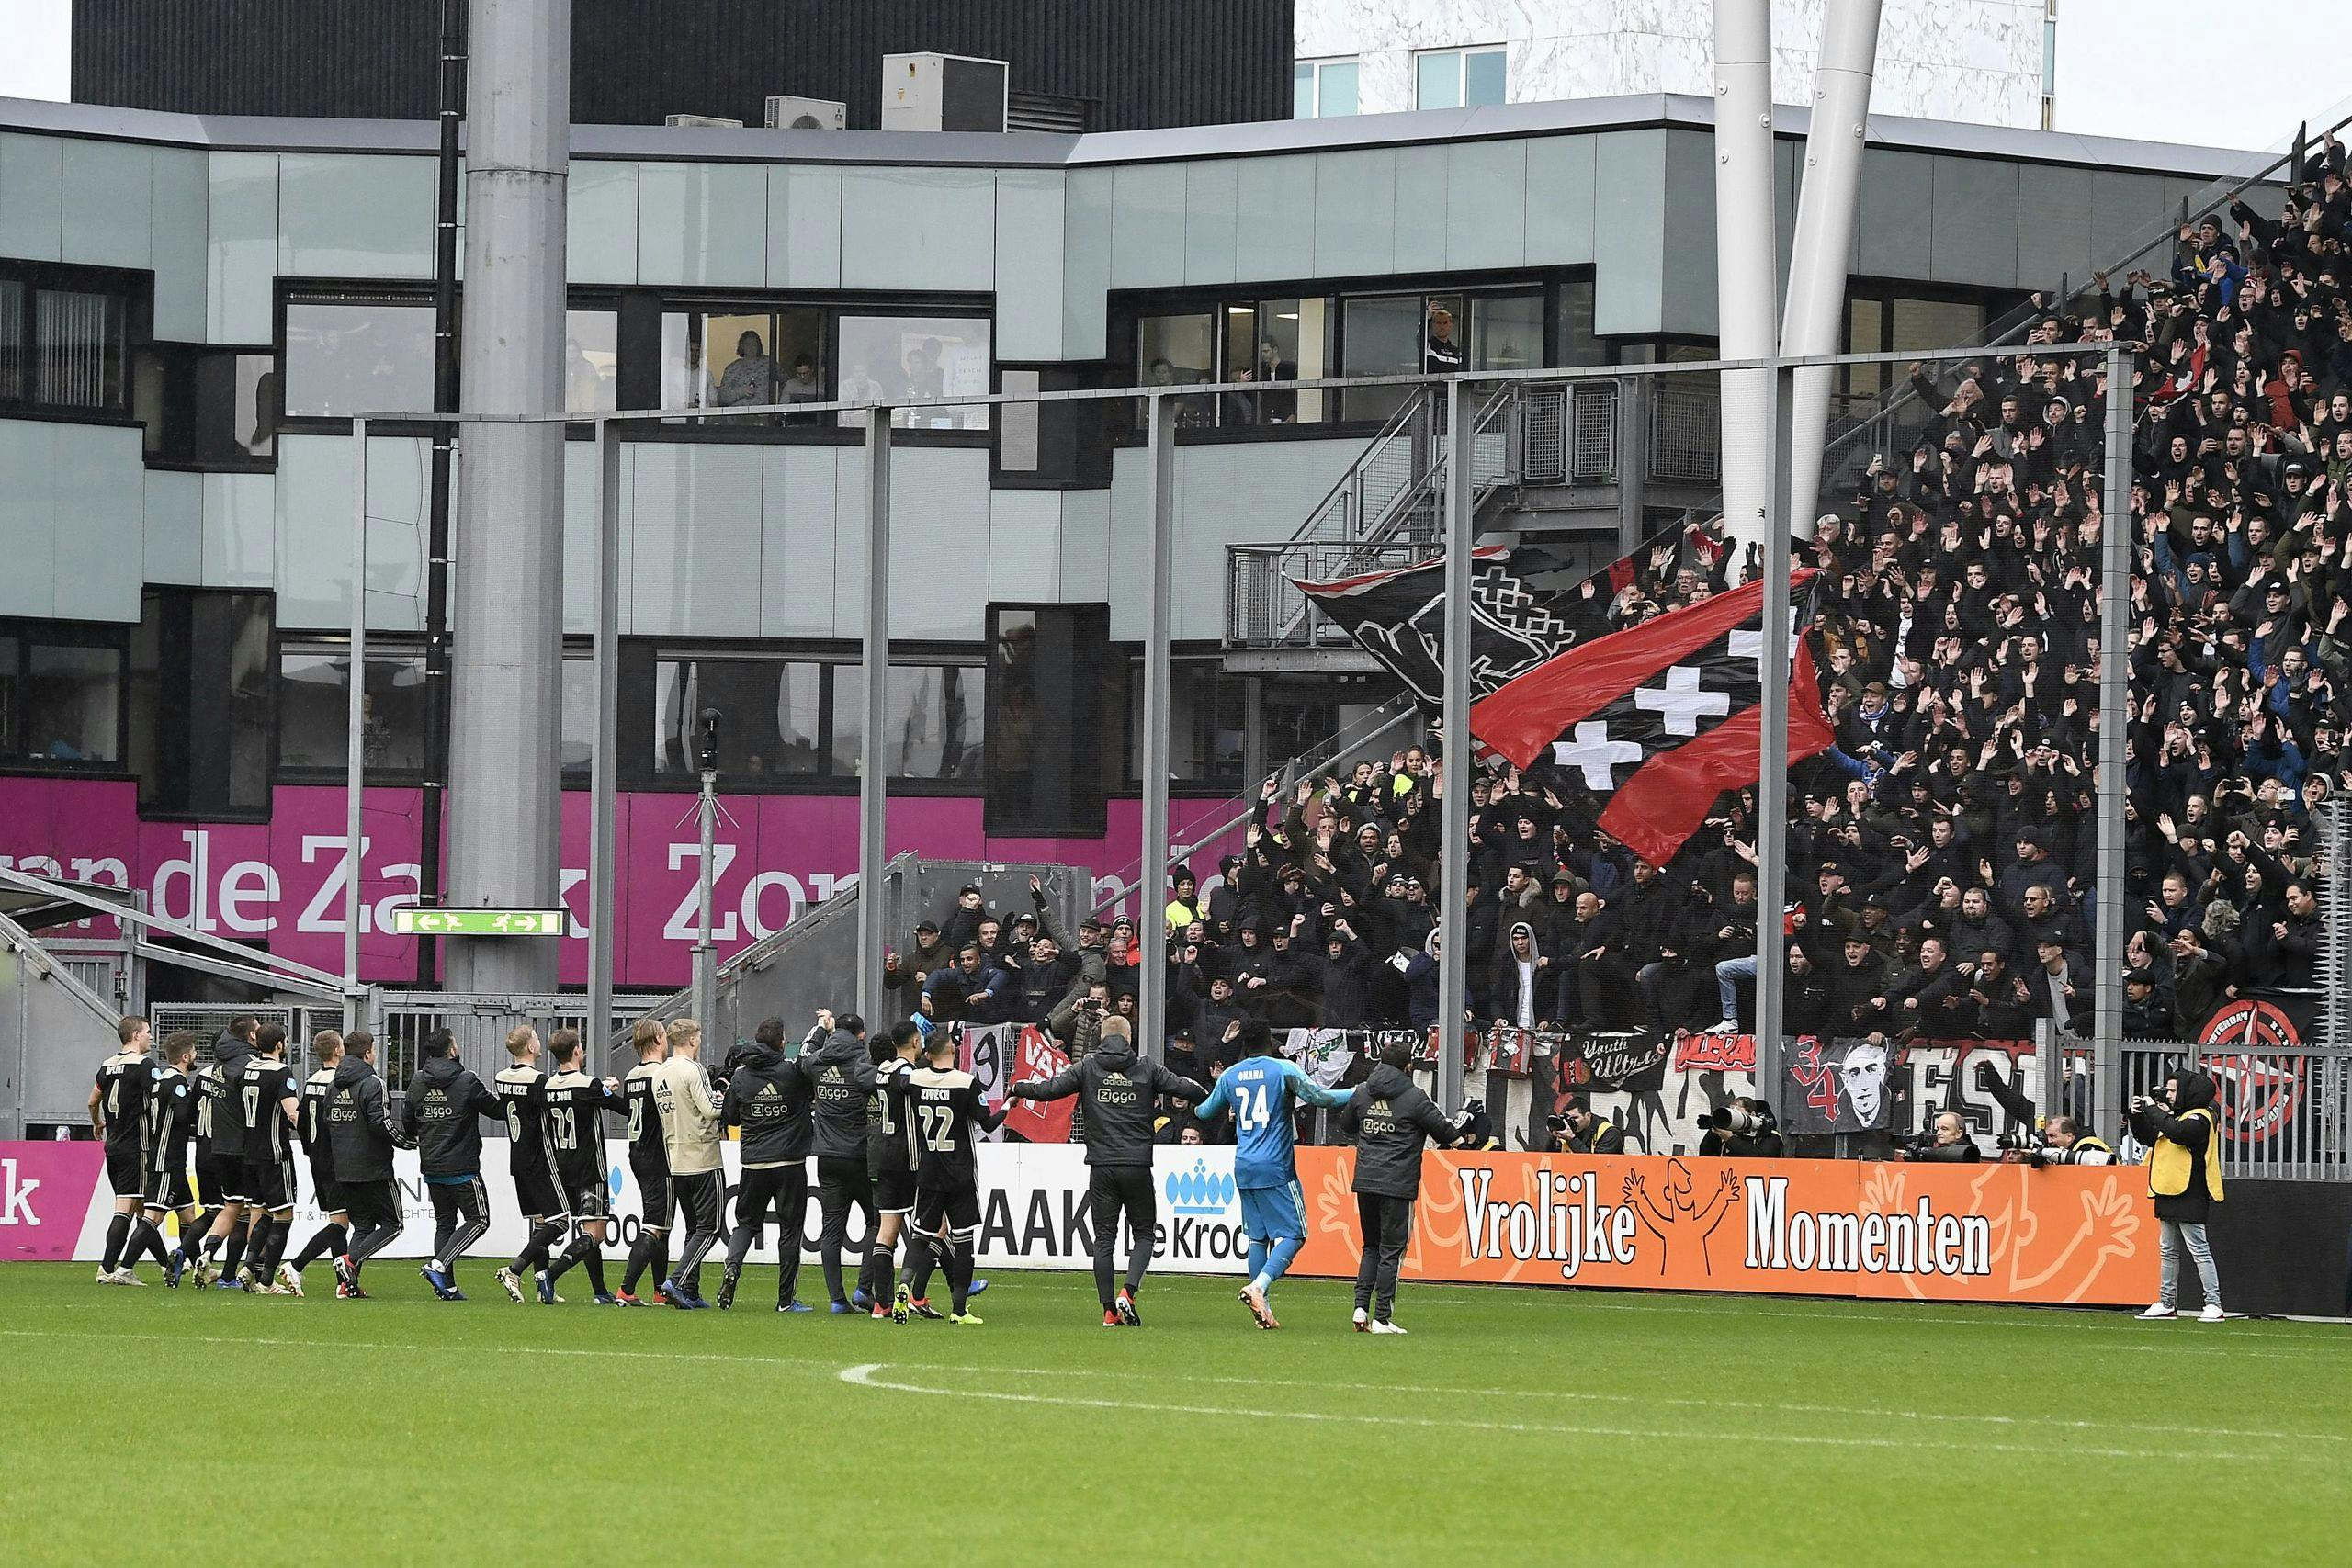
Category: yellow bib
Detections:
[{"x1": 2149, "y1": 1106, "x2": 2224, "y2": 1202}]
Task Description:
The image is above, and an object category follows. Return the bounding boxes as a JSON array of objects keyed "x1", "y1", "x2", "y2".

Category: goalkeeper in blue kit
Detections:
[{"x1": 1195, "y1": 1021, "x2": 1352, "y2": 1329}]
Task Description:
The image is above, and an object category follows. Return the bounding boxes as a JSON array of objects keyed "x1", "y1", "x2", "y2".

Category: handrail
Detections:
[{"x1": 1274, "y1": 387, "x2": 1439, "y2": 549}]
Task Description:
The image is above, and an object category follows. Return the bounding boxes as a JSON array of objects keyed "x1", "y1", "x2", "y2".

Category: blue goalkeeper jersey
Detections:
[{"x1": 1198, "y1": 1055, "x2": 1351, "y2": 1190}]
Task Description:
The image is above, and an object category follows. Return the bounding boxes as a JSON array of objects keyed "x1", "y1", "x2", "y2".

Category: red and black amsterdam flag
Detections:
[{"x1": 1469, "y1": 571, "x2": 1837, "y2": 866}]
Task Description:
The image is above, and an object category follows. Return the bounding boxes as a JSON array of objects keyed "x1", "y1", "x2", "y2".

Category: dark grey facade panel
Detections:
[{"x1": 71, "y1": 0, "x2": 1294, "y2": 131}]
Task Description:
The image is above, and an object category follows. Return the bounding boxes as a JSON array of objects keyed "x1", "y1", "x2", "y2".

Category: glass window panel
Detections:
[
  {"x1": 649, "y1": 658, "x2": 826, "y2": 781},
  {"x1": 0, "y1": 278, "x2": 20, "y2": 399},
  {"x1": 1888, "y1": 297, "x2": 1984, "y2": 356},
  {"x1": 774, "y1": 661, "x2": 824, "y2": 774},
  {"x1": 1470, "y1": 292, "x2": 1544, "y2": 372},
  {"x1": 0, "y1": 636, "x2": 16, "y2": 753},
  {"x1": 1239, "y1": 299, "x2": 1322, "y2": 425},
  {"x1": 35, "y1": 288, "x2": 124, "y2": 409},
  {"x1": 1319, "y1": 62, "x2": 1359, "y2": 117},
  {"x1": 563, "y1": 309, "x2": 618, "y2": 415},
  {"x1": 277, "y1": 647, "x2": 427, "y2": 773},
  {"x1": 1340, "y1": 294, "x2": 1423, "y2": 422},
  {"x1": 1416, "y1": 51, "x2": 1462, "y2": 110},
  {"x1": 1464, "y1": 49, "x2": 1507, "y2": 107},
  {"x1": 1125, "y1": 658, "x2": 1244, "y2": 784},
  {"x1": 19, "y1": 644, "x2": 118, "y2": 762},
  {"x1": 560, "y1": 652, "x2": 595, "y2": 784},
  {"x1": 1554, "y1": 276, "x2": 1603, "y2": 367},
  {"x1": 660, "y1": 309, "x2": 825, "y2": 423},
  {"x1": 1845, "y1": 297, "x2": 1885, "y2": 400},
  {"x1": 831, "y1": 664, "x2": 983, "y2": 780},
  {"x1": 1220, "y1": 303, "x2": 1258, "y2": 425},
  {"x1": 283, "y1": 300, "x2": 435, "y2": 418},
  {"x1": 1138, "y1": 312, "x2": 1216, "y2": 429},
  {"x1": 192, "y1": 351, "x2": 278, "y2": 464},
  {"x1": 1293, "y1": 62, "x2": 1315, "y2": 119},
  {"x1": 840, "y1": 316, "x2": 992, "y2": 431}
]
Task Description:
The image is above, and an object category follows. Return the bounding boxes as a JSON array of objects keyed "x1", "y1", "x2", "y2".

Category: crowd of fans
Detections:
[{"x1": 887, "y1": 153, "x2": 2346, "y2": 1054}]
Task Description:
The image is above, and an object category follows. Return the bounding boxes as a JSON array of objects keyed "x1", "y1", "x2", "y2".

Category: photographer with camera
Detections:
[
  {"x1": 2131, "y1": 1068, "x2": 2226, "y2": 1322},
  {"x1": 1997, "y1": 1113, "x2": 2113, "y2": 1166},
  {"x1": 1698, "y1": 1098, "x2": 1782, "y2": 1157},
  {"x1": 1897, "y1": 1111, "x2": 1983, "y2": 1162},
  {"x1": 1548, "y1": 1095, "x2": 1623, "y2": 1155}
]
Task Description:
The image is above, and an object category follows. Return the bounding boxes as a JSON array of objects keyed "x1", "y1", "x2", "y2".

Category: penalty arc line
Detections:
[{"x1": 832, "y1": 1363, "x2": 2319, "y2": 1465}]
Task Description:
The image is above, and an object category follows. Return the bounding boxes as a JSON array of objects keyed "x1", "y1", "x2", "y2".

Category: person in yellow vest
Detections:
[{"x1": 2128, "y1": 1066, "x2": 2225, "y2": 1322}]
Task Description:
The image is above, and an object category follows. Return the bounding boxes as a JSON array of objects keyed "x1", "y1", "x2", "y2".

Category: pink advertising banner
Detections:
[
  {"x1": 0, "y1": 778, "x2": 1238, "y2": 989},
  {"x1": 0, "y1": 1142, "x2": 108, "y2": 1261}
]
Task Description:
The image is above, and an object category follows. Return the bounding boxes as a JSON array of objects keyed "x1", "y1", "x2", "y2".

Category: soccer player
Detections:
[
  {"x1": 616, "y1": 1017, "x2": 673, "y2": 1304},
  {"x1": 859, "y1": 1021, "x2": 925, "y2": 1319},
  {"x1": 802, "y1": 1009, "x2": 878, "y2": 1312},
  {"x1": 540, "y1": 1029, "x2": 626, "y2": 1304},
  {"x1": 1195, "y1": 1021, "x2": 1352, "y2": 1328},
  {"x1": 404, "y1": 1027, "x2": 502, "y2": 1300},
  {"x1": 492, "y1": 1027, "x2": 568, "y2": 1304},
  {"x1": 283, "y1": 1030, "x2": 352, "y2": 1292},
  {"x1": 240, "y1": 1023, "x2": 303, "y2": 1293},
  {"x1": 652, "y1": 1018, "x2": 725, "y2": 1309},
  {"x1": 187, "y1": 1015, "x2": 258, "y2": 1288},
  {"x1": 134, "y1": 1031, "x2": 202, "y2": 1284},
  {"x1": 1338, "y1": 1036, "x2": 1469, "y2": 1334},
  {"x1": 326, "y1": 1031, "x2": 411, "y2": 1298},
  {"x1": 897, "y1": 1028, "x2": 1008, "y2": 1325},
  {"x1": 1009, "y1": 1016, "x2": 1207, "y2": 1326},
  {"x1": 89, "y1": 1015, "x2": 154, "y2": 1284},
  {"x1": 718, "y1": 1017, "x2": 816, "y2": 1312}
]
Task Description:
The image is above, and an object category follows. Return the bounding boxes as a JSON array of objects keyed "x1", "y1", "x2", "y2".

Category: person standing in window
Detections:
[
  {"x1": 1424, "y1": 305, "x2": 1464, "y2": 374},
  {"x1": 780, "y1": 353, "x2": 822, "y2": 402},
  {"x1": 564, "y1": 337, "x2": 605, "y2": 413},
  {"x1": 716, "y1": 330, "x2": 775, "y2": 407}
]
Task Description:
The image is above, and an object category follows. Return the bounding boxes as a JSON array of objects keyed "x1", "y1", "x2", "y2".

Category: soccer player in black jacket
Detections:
[
  {"x1": 1340, "y1": 1038, "x2": 1469, "y2": 1335},
  {"x1": 616, "y1": 1018, "x2": 673, "y2": 1304},
  {"x1": 404, "y1": 1029, "x2": 502, "y2": 1300},
  {"x1": 282, "y1": 1030, "x2": 351, "y2": 1293},
  {"x1": 898, "y1": 1030, "x2": 1010, "y2": 1325},
  {"x1": 139, "y1": 1031, "x2": 203, "y2": 1285},
  {"x1": 1009, "y1": 1017, "x2": 1207, "y2": 1326},
  {"x1": 718, "y1": 1017, "x2": 817, "y2": 1312},
  {"x1": 239, "y1": 1023, "x2": 303, "y2": 1293},
  {"x1": 859, "y1": 1022, "x2": 925, "y2": 1318},
  {"x1": 326, "y1": 1032, "x2": 411, "y2": 1299},
  {"x1": 492, "y1": 1026, "x2": 567, "y2": 1304},
  {"x1": 541, "y1": 1029, "x2": 627, "y2": 1304},
  {"x1": 88, "y1": 1015, "x2": 153, "y2": 1284},
  {"x1": 802, "y1": 1010, "x2": 879, "y2": 1311},
  {"x1": 185, "y1": 1016, "x2": 258, "y2": 1287}
]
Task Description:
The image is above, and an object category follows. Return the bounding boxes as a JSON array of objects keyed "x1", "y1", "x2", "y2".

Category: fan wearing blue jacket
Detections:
[{"x1": 1195, "y1": 1021, "x2": 1352, "y2": 1329}]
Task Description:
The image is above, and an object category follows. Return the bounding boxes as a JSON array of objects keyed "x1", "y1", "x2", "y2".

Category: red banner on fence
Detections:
[
  {"x1": 1000, "y1": 1028, "x2": 1075, "y2": 1145},
  {"x1": 1291, "y1": 1149, "x2": 2158, "y2": 1306}
]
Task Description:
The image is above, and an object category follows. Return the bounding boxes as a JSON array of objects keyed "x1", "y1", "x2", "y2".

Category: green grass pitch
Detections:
[{"x1": 2, "y1": 1262, "x2": 2345, "y2": 1565}]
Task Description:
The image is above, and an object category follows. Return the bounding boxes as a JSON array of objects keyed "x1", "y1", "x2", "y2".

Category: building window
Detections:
[
  {"x1": 1135, "y1": 297, "x2": 1336, "y2": 430},
  {"x1": 564, "y1": 309, "x2": 618, "y2": 415},
  {"x1": 840, "y1": 315, "x2": 992, "y2": 430},
  {"x1": 283, "y1": 295, "x2": 436, "y2": 419},
  {"x1": 277, "y1": 641, "x2": 430, "y2": 777},
  {"x1": 636, "y1": 651, "x2": 983, "y2": 787},
  {"x1": 560, "y1": 647, "x2": 597, "y2": 784},
  {"x1": 1294, "y1": 58, "x2": 1360, "y2": 118},
  {"x1": 659, "y1": 307, "x2": 827, "y2": 418},
  {"x1": 0, "y1": 622, "x2": 126, "y2": 766},
  {"x1": 134, "y1": 347, "x2": 277, "y2": 468},
  {"x1": 1115, "y1": 654, "x2": 1245, "y2": 787},
  {"x1": 1414, "y1": 46, "x2": 1507, "y2": 111},
  {"x1": 0, "y1": 263, "x2": 134, "y2": 415},
  {"x1": 130, "y1": 590, "x2": 274, "y2": 816}
]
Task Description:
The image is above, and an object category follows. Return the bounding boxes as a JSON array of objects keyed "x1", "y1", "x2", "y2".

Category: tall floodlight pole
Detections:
[
  {"x1": 1781, "y1": 0, "x2": 1882, "y2": 523},
  {"x1": 2094, "y1": 344, "x2": 2136, "y2": 1140},
  {"x1": 1754, "y1": 365, "x2": 1792, "y2": 1100},
  {"x1": 445, "y1": 0, "x2": 570, "y2": 994},
  {"x1": 1137, "y1": 394, "x2": 1176, "y2": 1063},
  {"x1": 1712, "y1": 0, "x2": 1778, "y2": 569},
  {"x1": 588, "y1": 416, "x2": 620, "y2": 1055},
  {"x1": 1436, "y1": 378, "x2": 1475, "y2": 1113},
  {"x1": 855, "y1": 408, "x2": 893, "y2": 1029},
  {"x1": 345, "y1": 420, "x2": 369, "y2": 1031}
]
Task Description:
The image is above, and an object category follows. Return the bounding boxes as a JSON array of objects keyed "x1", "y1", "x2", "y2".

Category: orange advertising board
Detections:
[{"x1": 1293, "y1": 1151, "x2": 2159, "y2": 1306}]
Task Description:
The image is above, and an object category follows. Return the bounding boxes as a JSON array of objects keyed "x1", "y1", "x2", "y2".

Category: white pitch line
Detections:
[
  {"x1": 5, "y1": 1326, "x2": 2339, "y2": 1452},
  {"x1": 832, "y1": 1363, "x2": 2312, "y2": 1465}
]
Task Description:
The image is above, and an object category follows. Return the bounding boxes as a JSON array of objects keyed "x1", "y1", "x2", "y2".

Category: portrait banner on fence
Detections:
[
  {"x1": 1781, "y1": 1039, "x2": 1896, "y2": 1134},
  {"x1": 1291, "y1": 1149, "x2": 2158, "y2": 1305}
]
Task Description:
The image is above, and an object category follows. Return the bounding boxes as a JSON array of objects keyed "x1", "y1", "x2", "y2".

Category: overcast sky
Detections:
[{"x1": 2, "y1": 0, "x2": 2348, "y2": 151}]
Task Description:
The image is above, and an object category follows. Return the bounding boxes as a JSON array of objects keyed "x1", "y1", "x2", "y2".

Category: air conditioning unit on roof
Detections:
[
  {"x1": 766, "y1": 95, "x2": 848, "y2": 130},
  {"x1": 663, "y1": 113, "x2": 744, "y2": 129}
]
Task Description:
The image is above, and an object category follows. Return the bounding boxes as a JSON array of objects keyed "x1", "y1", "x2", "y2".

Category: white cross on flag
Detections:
[{"x1": 1473, "y1": 572, "x2": 1838, "y2": 864}]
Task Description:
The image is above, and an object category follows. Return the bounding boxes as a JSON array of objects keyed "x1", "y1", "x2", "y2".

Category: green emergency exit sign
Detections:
[{"x1": 390, "y1": 907, "x2": 569, "y2": 937}]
